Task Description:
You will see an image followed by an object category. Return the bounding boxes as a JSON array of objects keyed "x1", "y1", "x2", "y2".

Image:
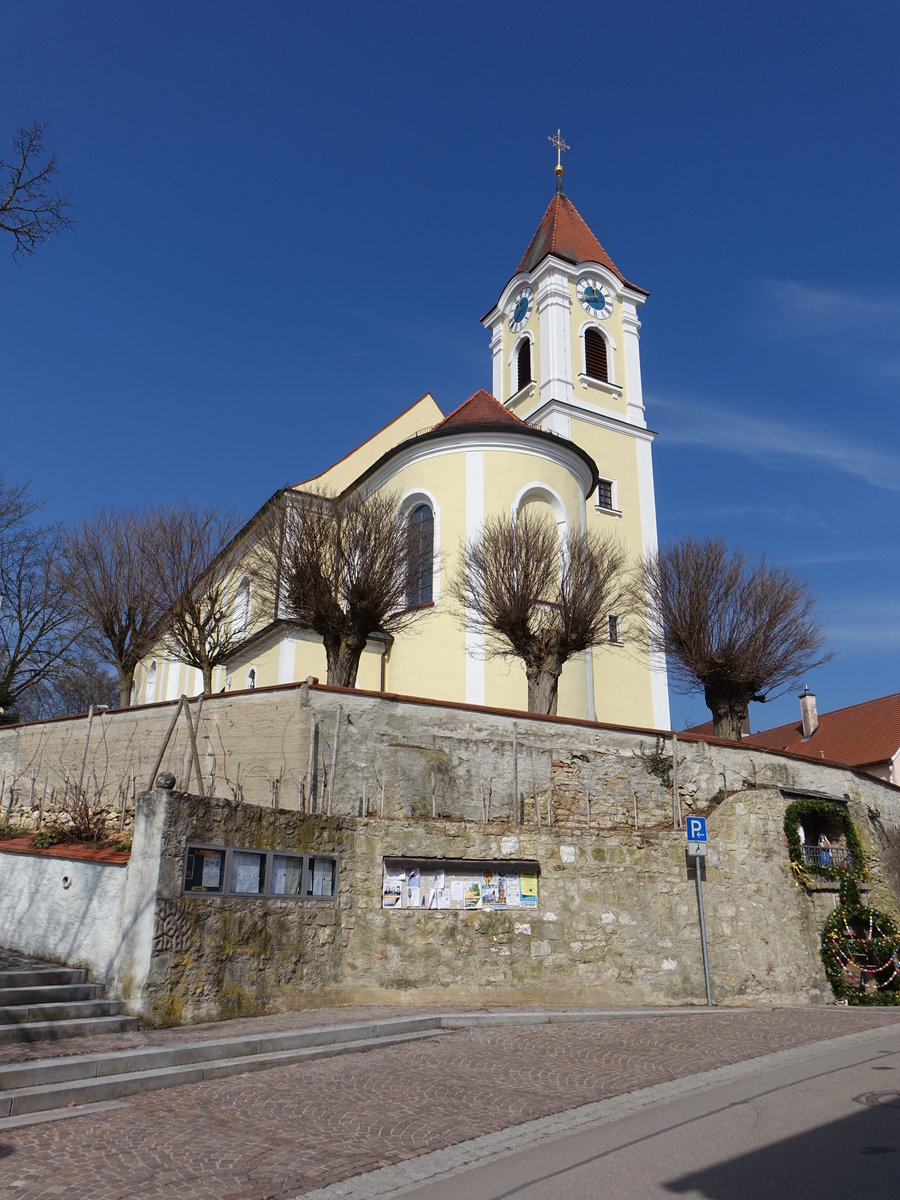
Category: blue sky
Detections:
[{"x1": 2, "y1": 1, "x2": 899, "y2": 731}]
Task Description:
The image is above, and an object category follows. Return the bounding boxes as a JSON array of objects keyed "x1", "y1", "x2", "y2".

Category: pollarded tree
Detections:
[
  {"x1": 450, "y1": 510, "x2": 631, "y2": 715},
  {"x1": 272, "y1": 489, "x2": 434, "y2": 687},
  {"x1": 66, "y1": 509, "x2": 167, "y2": 708},
  {"x1": 149, "y1": 504, "x2": 250, "y2": 695},
  {"x1": 639, "y1": 536, "x2": 831, "y2": 740}
]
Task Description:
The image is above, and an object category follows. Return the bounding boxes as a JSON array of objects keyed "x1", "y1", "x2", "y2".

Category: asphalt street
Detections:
[{"x1": 310, "y1": 1023, "x2": 900, "y2": 1200}]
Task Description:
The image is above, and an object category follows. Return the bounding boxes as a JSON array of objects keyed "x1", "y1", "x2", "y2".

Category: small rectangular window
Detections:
[
  {"x1": 184, "y1": 847, "x2": 225, "y2": 893},
  {"x1": 229, "y1": 850, "x2": 266, "y2": 895},
  {"x1": 608, "y1": 614, "x2": 622, "y2": 643},
  {"x1": 306, "y1": 856, "x2": 336, "y2": 897},
  {"x1": 271, "y1": 854, "x2": 304, "y2": 896},
  {"x1": 597, "y1": 480, "x2": 613, "y2": 510}
]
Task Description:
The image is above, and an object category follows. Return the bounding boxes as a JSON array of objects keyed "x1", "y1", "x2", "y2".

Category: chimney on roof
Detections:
[{"x1": 799, "y1": 685, "x2": 818, "y2": 740}]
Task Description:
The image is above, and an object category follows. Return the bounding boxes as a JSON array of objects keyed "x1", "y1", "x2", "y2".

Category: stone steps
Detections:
[
  {"x1": 0, "y1": 1017, "x2": 445, "y2": 1121},
  {"x1": 0, "y1": 957, "x2": 138, "y2": 1046}
]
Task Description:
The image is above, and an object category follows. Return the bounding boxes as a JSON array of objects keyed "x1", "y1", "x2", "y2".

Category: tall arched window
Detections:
[
  {"x1": 584, "y1": 328, "x2": 608, "y2": 382},
  {"x1": 516, "y1": 339, "x2": 532, "y2": 393},
  {"x1": 146, "y1": 660, "x2": 157, "y2": 704},
  {"x1": 247, "y1": 667, "x2": 256, "y2": 689},
  {"x1": 406, "y1": 503, "x2": 434, "y2": 607},
  {"x1": 233, "y1": 575, "x2": 251, "y2": 637}
]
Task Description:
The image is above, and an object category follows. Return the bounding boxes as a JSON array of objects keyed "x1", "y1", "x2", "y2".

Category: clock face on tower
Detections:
[
  {"x1": 577, "y1": 277, "x2": 613, "y2": 319},
  {"x1": 507, "y1": 286, "x2": 534, "y2": 333}
]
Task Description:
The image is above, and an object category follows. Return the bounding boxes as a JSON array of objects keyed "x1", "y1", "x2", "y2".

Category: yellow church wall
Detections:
[
  {"x1": 297, "y1": 394, "x2": 442, "y2": 496},
  {"x1": 373, "y1": 449, "x2": 467, "y2": 703}
]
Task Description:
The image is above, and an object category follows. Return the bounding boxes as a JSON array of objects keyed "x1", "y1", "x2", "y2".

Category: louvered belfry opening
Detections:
[
  {"x1": 585, "y1": 328, "x2": 608, "y2": 382},
  {"x1": 516, "y1": 339, "x2": 531, "y2": 392}
]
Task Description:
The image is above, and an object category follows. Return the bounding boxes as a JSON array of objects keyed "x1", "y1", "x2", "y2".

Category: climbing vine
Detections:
[
  {"x1": 638, "y1": 737, "x2": 672, "y2": 789},
  {"x1": 783, "y1": 797, "x2": 864, "y2": 881},
  {"x1": 821, "y1": 878, "x2": 900, "y2": 1005}
]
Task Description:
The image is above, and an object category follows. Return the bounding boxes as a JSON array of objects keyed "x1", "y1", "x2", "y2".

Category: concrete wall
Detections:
[{"x1": 0, "y1": 851, "x2": 128, "y2": 981}]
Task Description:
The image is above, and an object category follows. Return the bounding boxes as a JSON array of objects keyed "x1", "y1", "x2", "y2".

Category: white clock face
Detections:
[
  {"x1": 508, "y1": 286, "x2": 534, "y2": 333},
  {"x1": 577, "y1": 277, "x2": 613, "y2": 319}
]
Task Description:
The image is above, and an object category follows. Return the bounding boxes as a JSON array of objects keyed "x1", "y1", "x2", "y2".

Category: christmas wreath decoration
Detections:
[{"x1": 821, "y1": 878, "x2": 900, "y2": 1005}]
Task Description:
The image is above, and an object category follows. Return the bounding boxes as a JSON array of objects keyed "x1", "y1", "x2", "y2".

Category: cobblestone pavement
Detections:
[{"x1": 3, "y1": 1007, "x2": 900, "y2": 1199}]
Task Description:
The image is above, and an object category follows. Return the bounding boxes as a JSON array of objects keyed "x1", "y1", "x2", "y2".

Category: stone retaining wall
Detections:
[
  {"x1": 80, "y1": 776, "x2": 899, "y2": 1024},
  {"x1": 3, "y1": 683, "x2": 900, "y2": 849}
]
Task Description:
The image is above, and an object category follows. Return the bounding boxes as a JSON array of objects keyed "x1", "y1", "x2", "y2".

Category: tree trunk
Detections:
[
  {"x1": 116, "y1": 664, "x2": 134, "y2": 709},
  {"x1": 324, "y1": 635, "x2": 367, "y2": 688},
  {"x1": 202, "y1": 663, "x2": 213, "y2": 695},
  {"x1": 526, "y1": 661, "x2": 562, "y2": 716},
  {"x1": 705, "y1": 688, "x2": 749, "y2": 740}
]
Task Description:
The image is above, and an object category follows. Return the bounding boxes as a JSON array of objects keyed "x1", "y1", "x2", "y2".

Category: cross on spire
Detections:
[{"x1": 548, "y1": 128, "x2": 570, "y2": 191}]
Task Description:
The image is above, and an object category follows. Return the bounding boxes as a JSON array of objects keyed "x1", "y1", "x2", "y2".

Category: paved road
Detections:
[
  {"x1": 2, "y1": 1007, "x2": 900, "y2": 1199},
  {"x1": 327, "y1": 1022, "x2": 900, "y2": 1199}
]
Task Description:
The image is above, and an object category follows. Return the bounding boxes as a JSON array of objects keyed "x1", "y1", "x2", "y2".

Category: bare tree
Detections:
[
  {"x1": 0, "y1": 523, "x2": 83, "y2": 722},
  {"x1": 639, "y1": 536, "x2": 831, "y2": 740},
  {"x1": 271, "y1": 489, "x2": 433, "y2": 687},
  {"x1": 0, "y1": 475, "x2": 40, "y2": 536},
  {"x1": 65, "y1": 509, "x2": 167, "y2": 708},
  {"x1": 1, "y1": 123, "x2": 72, "y2": 259},
  {"x1": 15, "y1": 652, "x2": 118, "y2": 721},
  {"x1": 450, "y1": 510, "x2": 630, "y2": 715},
  {"x1": 150, "y1": 504, "x2": 251, "y2": 695}
]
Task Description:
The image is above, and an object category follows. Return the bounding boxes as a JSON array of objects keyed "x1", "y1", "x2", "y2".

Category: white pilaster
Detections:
[
  {"x1": 465, "y1": 450, "x2": 485, "y2": 705},
  {"x1": 489, "y1": 325, "x2": 504, "y2": 403},
  {"x1": 277, "y1": 636, "x2": 296, "y2": 684},
  {"x1": 621, "y1": 301, "x2": 647, "y2": 428},
  {"x1": 537, "y1": 268, "x2": 574, "y2": 408},
  {"x1": 636, "y1": 436, "x2": 671, "y2": 729}
]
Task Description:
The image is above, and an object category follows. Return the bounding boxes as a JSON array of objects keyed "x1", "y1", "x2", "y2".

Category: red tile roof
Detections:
[
  {"x1": 437, "y1": 389, "x2": 524, "y2": 430},
  {"x1": 515, "y1": 192, "x2": 647, "y2": 294},
  {"x1": 744, "y1": 692, "x2": 900, "y2": 768}
]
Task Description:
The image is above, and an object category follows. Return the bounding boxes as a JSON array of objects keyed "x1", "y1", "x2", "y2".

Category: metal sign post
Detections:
[{"x1": 686, "y1": 817, "x2": 713, "y2": 1006}]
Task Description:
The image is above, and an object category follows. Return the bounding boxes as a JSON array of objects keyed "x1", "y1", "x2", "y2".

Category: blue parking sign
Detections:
[{"x1": 686, "y1": 816, "x2": 707, "y2": 842}]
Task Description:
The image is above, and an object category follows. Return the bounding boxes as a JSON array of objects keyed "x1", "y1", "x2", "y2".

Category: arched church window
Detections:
[
  {"x1": 516, "y1": 339, "x2": 532, "y2": 393},
  {"x1": 233, "y1": 575, "x2": 251, "y2": 637},
  {"x1": 247, "y1": 667, "x2": 256, "y2": 689},
  {"x1": 406, "y1": 503, "x2": 434, "y2": 607},
  {"x1": 146, "y1": 660, "x2": 157, "y2": 704},
  {"x1": 584, "y1": 328, "x2": 608, "y2": 382}
]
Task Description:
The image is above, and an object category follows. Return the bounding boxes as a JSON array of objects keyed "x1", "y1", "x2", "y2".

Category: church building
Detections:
[{"x1": 137, "y1": 153, "x2": 670, "y2": 730}]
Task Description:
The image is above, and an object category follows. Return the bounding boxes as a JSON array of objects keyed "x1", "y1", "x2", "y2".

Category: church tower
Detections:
[{"x1": 481, "y1": 137, "x2": 670, "y2": 728}]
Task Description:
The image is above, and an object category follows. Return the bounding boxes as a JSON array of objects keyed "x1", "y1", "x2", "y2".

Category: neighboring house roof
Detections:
[
  {"x1": 437, "y1": 388, "x2": 525, "y2": 431},
  {"x1": 744, "y1": 692, "x2": 900, "y2": 769},
  {"x1": 514, "y1": 192, "x2": 647, "y2": 295}
]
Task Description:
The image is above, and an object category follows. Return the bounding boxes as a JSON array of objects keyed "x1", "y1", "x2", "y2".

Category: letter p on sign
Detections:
[{"x1": 686, "y1": 816, "x2": 707, "y2": 842}]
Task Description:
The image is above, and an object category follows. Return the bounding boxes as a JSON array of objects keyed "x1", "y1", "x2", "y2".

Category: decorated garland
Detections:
[
  {"x1": 821, "y1": 878, "x2": 900, "y2": 1005},
  {"x1": 783, "y1": 798, "x2": 865, "y2": 881}
]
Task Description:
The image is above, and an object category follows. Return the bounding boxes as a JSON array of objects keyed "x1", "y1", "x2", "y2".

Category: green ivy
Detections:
[
  {"x1": 783, "y1": 797, "x2": 864, "y2": 881},
  {"x1": 639, "y1": 737, "x2": 673, "y2": 789},
  {"x1": 821, "y1": 878, "x2": 900, "y2": 1005}
]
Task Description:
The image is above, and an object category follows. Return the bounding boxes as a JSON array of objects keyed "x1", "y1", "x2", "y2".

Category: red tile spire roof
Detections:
[
  {"x1": 515, "y1": 192, "x2": 647, "y2": 295},
  {"x1": 436, "y1": 389, "x2": 525, "y2": 430}
]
